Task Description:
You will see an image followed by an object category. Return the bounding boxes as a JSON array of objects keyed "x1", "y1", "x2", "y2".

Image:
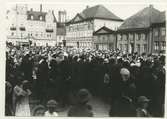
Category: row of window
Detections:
[
  {"x1": 154, "y1": 41, "x2": 166, "y2": 50},
  {"x1": 67, "y1": 23, "x2": 93, "y2": 32},
  {"x1": 117, "y1": 33, "x2": 147, "y2": 41},
  {"x1": 119, "y1": 44, "x2": 147, "y2": 52},
  {"x1": 154, "y1": 27, "x2": 166, "y2": 37},
  {"x1": 97, "y1": 44, "x2": 109, "y2": 50},
  {"x1": 28, "y1": 15, "x2": 43, "y2": 21},
  {"x1": 67, "y1": 31, "x2": 92, "y2": 37},
  {"x1": 67, "y1": 37, "x2": 92, "y2": 41},
  {"x1": 28, "y1": 33, "x2": 52, "y2": 38},
  {"x1": 11, "y1": 32, "x2": 53, "y2": 38},
  {"x1": 78, "y1": 42, "x2": 92, "y2": 47},
  {"x1": 97, "y1": 35, "x2": 113, "y2": 42},
  {"x1": 11, "y1": 32, "x2": 26, "y2": 37},
  {"x1": 10, "y1": 27, "x2": 26, "y2": 31},
  {"x1": 27, "y1": 21, "x2": 55, "y2": 27}
]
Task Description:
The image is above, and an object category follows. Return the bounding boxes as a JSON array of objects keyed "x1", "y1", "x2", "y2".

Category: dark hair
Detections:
[{"x1": 22, "y1": 80, "x2": 30, "y2": 90}]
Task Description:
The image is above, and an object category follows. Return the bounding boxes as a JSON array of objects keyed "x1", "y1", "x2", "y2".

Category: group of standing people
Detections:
[{"x1": 5, "y1": 43, "x2": 166, "y2": 117}]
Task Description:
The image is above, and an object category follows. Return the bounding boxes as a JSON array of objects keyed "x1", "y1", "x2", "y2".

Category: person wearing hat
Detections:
[
  {"x1": 120, "y1": 68, "x2": 136, "y2": 100},
  {"x1": 68, "y1": 89, "x2": 94, "y2": 117},
  {"x1": 21, "y1": 52, "x2": 34, "y2": 84},
  {"x1": 136, "y1": 96, "x2": 151, "y2": 117},
  {"x1": 36, "y1": 54, "x2": 49, "y2": 104},
  {"x1": 32, "y1": 105, "x2": 45, "y2": 116},
  {"x1": 44, "y1": 100, "x2": 58, "y2": 117}
]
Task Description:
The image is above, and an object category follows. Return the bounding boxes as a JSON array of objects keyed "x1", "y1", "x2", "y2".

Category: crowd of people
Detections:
[{"x1": 5, "y1": 43, "x2": 166, "y2": 117}]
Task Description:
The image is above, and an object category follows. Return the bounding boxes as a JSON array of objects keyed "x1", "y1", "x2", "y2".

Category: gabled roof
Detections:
[
  {"x1": 93, "y1": 26, "x2": 115, "y2": 35},
  {"x1": 81, "y1": 5, "x2": 123, "y2": 21},
  {"x1": 152, "y1": 11, "x2": 166, "y2": 24},
  {"x1": 27, "y1": 10, "x2": 47, "y2": 21},
  {"x1": 68, "y1": 5, "x2": 123, "y2": 24},
  {"x1": 69, "y1": 13, "x2": 85, "y2": 23},
  {"x1": 118, "y1": 5, "x2": 162, "y2": 30}
]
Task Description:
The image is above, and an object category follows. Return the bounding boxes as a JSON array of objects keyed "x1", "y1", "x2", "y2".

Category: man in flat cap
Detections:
[{"x1": 68, "y1": 89, "x2": 93, "y2": 117}]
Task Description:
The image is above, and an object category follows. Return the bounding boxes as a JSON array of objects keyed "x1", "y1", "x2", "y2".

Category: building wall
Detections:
[
  {"x1": 57, "y1": 35, "x2": 66, "y2": 46},
  {"x1": 94, "y1": 34, "x2": 116, "y2": 50},
  {"x1": 117, "y1": 32, "x2": 148, "y2": 54},
  {"x1": 152, "y1": 26, "x2": 166, "y2": 54},
  {"x1": 66, "y1": 19, "x2": 123, "y2": 48},
  {"x1": 7, "y1": 5, "x2": 57, "y2": 46},
  {"x1": 66, "y1": 20, "x2": 94, "y2": 48}
]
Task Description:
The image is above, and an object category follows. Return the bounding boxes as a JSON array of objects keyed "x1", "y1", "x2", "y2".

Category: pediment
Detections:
[{"x1": 97, "y1": 29, "x2": 110, "y2": 34}]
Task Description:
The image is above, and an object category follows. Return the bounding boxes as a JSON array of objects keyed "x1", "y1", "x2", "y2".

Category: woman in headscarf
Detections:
[{"x1": 12, "y1": 80, "x2": 31, "y2": 116}]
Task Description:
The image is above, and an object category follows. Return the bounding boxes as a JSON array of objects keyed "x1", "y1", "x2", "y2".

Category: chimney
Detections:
[
  {"x1": 149, "y1": 4, "x2": 153, "y2": 8},
  {"x1": 40, "y1": 4, "x2": 42, "y2": 12},
  {"x1": 86, "y1": 5, "x2": 89, "y2": 9},
  {"x1": 30, "y1": 8, "x2": 33, "y2": 11}
]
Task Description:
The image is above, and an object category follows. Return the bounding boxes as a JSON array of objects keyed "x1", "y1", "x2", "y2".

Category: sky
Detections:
[{"x1": 6, "y1": 2, "x2": 167, "y2": 21}]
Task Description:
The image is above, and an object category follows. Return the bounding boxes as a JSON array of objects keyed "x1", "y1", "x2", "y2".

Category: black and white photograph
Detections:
[{"x1": 4, "y1": 0, "x2": 166, "y2": 117}]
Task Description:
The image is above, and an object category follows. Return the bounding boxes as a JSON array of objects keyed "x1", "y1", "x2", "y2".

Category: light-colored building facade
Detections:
[
  {"x1": 117, "y1": 5, "x2": 166, "y2": 55},
  {"x1": 7, "y1": 4, "x2": 57, "y2": 46},
  {"x1": 151, "y1": 12, "x2": 166, "y2": 54},
  {"x1": 66, "y1": 5, "x2": 123, "y2": 49},
  {"x1": 116, "y1": 30, "x2": 149, "y2": 54},
  {"x1": 93, "y1": 26, "x2": 116, "y2": 50}
]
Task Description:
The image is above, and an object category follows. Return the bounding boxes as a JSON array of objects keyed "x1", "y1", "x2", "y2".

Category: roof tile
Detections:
[{"x1": 118, "y1": 6, "x2": 163, "y2": 30}]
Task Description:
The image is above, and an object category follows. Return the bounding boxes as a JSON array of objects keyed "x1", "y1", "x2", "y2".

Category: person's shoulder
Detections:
[
  {"x1": 86, "y1": 104, "x2": 92, "y2": 110},
  {"x1": 14, "y1": 85, "x2": 21, "y2": 91},
  {"x1": 69, "y1": 105, "x2": 78, "y2": 110},
  {"x1": 44, "y1": 111, "x2": 49, "y2": 115},
  {"x1": 53, "y1": 112, "x2": 58, "y2": 116},
  {"x1": 44, "y1": 111, "x2": 50, "y2": 116},
  {"x1": 136, "y1": 108, "x2": 145, "y2": 117}
]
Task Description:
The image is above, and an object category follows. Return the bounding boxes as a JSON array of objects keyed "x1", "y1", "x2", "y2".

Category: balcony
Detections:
[
  {"x1": 46, "y1": 29, "x2": 53, "y2": 32},
  {"x1": 10, "y1": 27, "x2": 16, "y2": 30}
]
